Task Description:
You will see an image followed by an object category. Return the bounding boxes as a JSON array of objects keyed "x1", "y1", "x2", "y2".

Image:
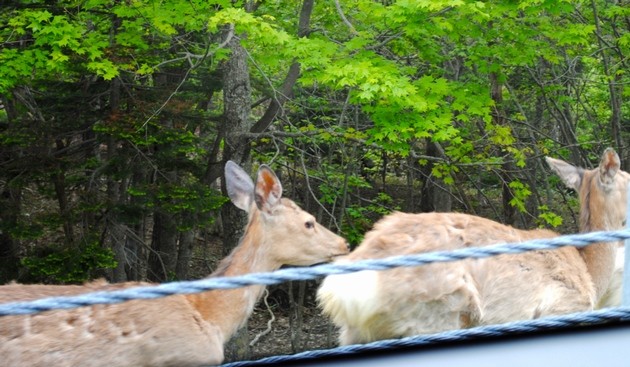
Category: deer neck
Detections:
[
  {"x1": 186, "y1": 211, "x2": 279, "y2": 343},
  {"x1": 578, "y1": 195, "x2": 618, "y2": 302}
]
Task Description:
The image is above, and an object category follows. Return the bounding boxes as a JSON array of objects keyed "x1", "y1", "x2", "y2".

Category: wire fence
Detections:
[
  {"x1": 1, "y1": 229, "x2": 630, "y2": 317},
  {"x1": 221, "y1": 306, "x2": 630, "y2": 366},
  {"x1": 2, "y1": 229, "x2": 630, "y2": 367}
]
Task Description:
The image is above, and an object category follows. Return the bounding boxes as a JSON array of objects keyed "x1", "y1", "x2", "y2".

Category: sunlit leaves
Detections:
[
  {"x1": 508, "y1": 180, "x2": 532, "y2": 212},
  {"x1": 208, "y1": 8, "x2": 291, "y2": 47},
  {"x1": 551, "y1": 24, "x2": 596, "y2": 46},
  {"x1": 87, "y1": 60, "x2": 118, "y2": 80},
  {"x1": 1, "y1": 8, "x2": 117, "y2": 91},
  {"x1": 2, "y1": 0, "x2": 627, "y2": 222},
  {"x1": 286, "y1": 38, "x2": 337, "y2": 70},
  {"x1": 538, "y1": 205, "x2": 563, "y2": 228}
]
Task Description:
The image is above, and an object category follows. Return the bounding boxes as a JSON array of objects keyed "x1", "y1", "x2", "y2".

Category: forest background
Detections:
[{"x1": 1, "y1": 0, "x2": 629, "y2": 361}]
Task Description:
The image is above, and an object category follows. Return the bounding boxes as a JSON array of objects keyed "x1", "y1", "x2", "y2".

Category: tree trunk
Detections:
[
  {"x1": 110, "y1": 221, "x2": 128, "y2": 283},
  {"x1": 405, "y1": 154, "x2": 416, "y2": 212},
  {"x1": 218, "y1": 28, "x2": 253, "y2": 256},
  {"x1": 0, "y1": 178, "x2": 22, "y2": 283},
  {"x1": 175, "y1": 220, "x2": 194, "y2": 279},
  {"x1": 490, "y1": 72, "x2": 516, "y2": 225},
  {"x1": 204, "y1": 0, "x2": 315, "y2": 185},
  {"x1": 217, "y1": 26, "x2": 254, "y2": 361},
  {"x1": 289, "y1": 281, "x2": 306, "y2": 353},
  {"x1": 124, "y1": 163, "x2": 150, "y2": 282},
  {"x1": 52, "y1": 140, "x2": 75, "y2": 245},
  {"x1": 214, "y1": 1, "x2": 316, "y2": 357},
  {"x1": 420, "y1": 141, "x2": 452, "y2": 213},
  {"x1": 147, "y1": 210, "x2": 178, "y2": 282},
  {"x1": 103, "y1": 77, "x2": 130, "y2": 283}
]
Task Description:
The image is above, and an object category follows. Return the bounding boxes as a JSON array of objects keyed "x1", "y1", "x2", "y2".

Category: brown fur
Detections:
[
  {"x1": 0, "y1": 162, "x2": 348, "y2": 367},
  {"x1": 318, "y1": 148, "x2": 628, "y2": 345}
]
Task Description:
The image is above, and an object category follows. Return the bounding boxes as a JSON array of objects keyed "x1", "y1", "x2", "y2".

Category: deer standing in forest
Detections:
[
  {"x1": 318, "y1": 148, "x2": 629, "y2": 345},
  {"x1": 0, "y1": 161, "x2": 348, "y2": 367}
]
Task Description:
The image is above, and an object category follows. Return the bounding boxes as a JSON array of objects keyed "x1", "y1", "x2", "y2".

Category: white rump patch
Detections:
[{"x1": 318, "y1": 269, "x2": 380, "y2": 328}]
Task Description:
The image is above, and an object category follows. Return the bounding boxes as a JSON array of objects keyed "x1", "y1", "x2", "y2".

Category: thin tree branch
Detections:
[
  {"x1": 250, "y1": 0, "x2": 314, "y2": 133},
  {"x1": 334, "y1": 0, "x2": 357, "y2": 35}
]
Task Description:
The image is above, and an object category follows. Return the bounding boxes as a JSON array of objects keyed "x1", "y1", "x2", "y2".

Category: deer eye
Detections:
[{"x1": 305, "y1": 221, "x2": 315, "y2": 229}]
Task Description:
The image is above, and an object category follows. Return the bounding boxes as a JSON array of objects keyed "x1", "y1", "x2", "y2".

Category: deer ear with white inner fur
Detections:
[
  {"x1": 225, "y1": 160, "x2": 255, "y2": 212},
  {"x1": 545, "y1": 156, "x2": 583, "y2": 191},
  {"x1": 598, "y1": 148, "x2": 620, "y2": 185},
  {"x1": 255, "y1": 165, "x2": 283, "y2": 213}
]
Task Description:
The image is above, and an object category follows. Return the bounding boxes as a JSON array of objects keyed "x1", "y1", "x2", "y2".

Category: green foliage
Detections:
[
  {"x1": 22, "y1": 242, "x2": 117, "y2": 284},
  {"x1": 3, "y1": 221, "x2": 44, "y2": 241},
  {"x1": 507, "y1": 180, "x2": 532, "y2": 213},
  {"x1": 1, "y1": 7, "x2": 117, "y2": 92},
  {"x1": 2, "y1": 0, "x2": 628, "y2": 286},
  {"x1": 154, "y1": 183, "x2": 228, "y2": 225},
  {"x1": 342, "y1": 192, "x2": 398, "y2": 247},
  {"x1": 318, "y1": 167, "x2": 371, "y2": 206},
  {"x1": 537, "y1": 205, "x2": 564, "y2": 228},
  {"x1": 431, "y1": 162, "x2": 458, "y2": 186}
]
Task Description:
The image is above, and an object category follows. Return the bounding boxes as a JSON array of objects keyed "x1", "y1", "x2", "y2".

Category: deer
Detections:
[
  {"x1": 318, "y1": 148, "x2": 629, "y2": 345},
  {"x1": 0, "y1": 161, "x2": 349, "y2": 367},
  {"x1": 597, "y1": 245, "x2": 625, "y2": 308}
]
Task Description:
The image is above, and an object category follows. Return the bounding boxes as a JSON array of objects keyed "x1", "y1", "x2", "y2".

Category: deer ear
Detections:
[
  {"x1": 545, "y1": 156, "x2": 583, "y2": 191},
  {"x1": 598, "y1": 148, "x2": 620, "y2": 185},
  {"x1": 224, "y1": 161, "x2": 255, "y2": 212},
  {"x1": 254, "y1": 165, "x2": 283, "y2": 213}
]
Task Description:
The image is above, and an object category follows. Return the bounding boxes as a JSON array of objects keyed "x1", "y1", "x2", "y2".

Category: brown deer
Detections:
[
  {"x1": 318, "y1": 148, "x2": 629, "y2": 345},
  {"x1": 0, "y1": 161, "x2": 348, "y2": 367}
]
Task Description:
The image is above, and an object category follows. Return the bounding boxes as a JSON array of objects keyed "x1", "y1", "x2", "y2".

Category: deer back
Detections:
[
  {"x1": 0, "y1": 281, "x2": 223, "y2": 367},
  {"x1": 319, "y1": 148, "x2": 628, "y2": 345}
]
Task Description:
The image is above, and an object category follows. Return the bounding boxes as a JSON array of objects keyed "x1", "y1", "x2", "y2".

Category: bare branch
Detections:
[
  {"x1": 152, "y1": 24, "x2": 235, "y2": 70},
  {"x1": 249, "y1": 289, "x2": 275, "y2": 347},
  {"x1": 334, "y1": 0, "x2": 357, "y2": 35}
]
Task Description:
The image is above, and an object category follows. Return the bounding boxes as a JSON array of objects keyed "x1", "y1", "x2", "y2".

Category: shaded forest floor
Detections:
[{"x1": 244, "y1": 295, "x2": 337, "y2": 362}]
